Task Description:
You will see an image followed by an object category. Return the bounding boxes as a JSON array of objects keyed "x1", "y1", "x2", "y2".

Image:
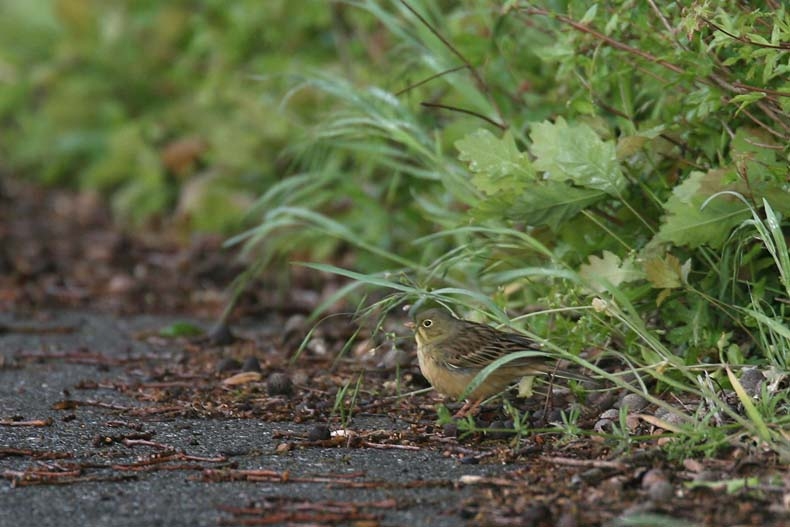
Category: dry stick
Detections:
[
  {"x1": 646, "y1": 0, "x2": 677, "y2": 40},
  {"x1": 420, "y1": 102, "x2": 507, "y2": 130},
  {"x1": 0, "y1": 447, "x2": 71, "y2": 459},
  {"x1": 0, "y1": 324, "x2": 76, "y2": 334},
  {"x1": 360, "y1": 441, "x2": 421, "y2": 451},
  {"x1": 219, "y1": 511, "x2": 378, "y2": 526},
  {"x1": 700, "y1": 15, "x2": 790, "y2": 50},
  {"x1": 522, "y1": 7, "x2": 790, "y2": 139},
  {"x1": 0, "y1": 418, "x2": 52, "y2": 427},
  {"x1": 541, "y1": 456, "x2": 626, "y2": 470},
  {"x1": 522, "y1": 7, "x2": 684, "y2": 74},
  {"x1": 399, "y1": 0, "x2": 507, "y2": 129},
  {"x1": 395, "y1": 64, "x2": 469, "y2": 96}
]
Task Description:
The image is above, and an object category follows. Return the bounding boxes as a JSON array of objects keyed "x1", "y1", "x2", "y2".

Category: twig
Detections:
[
  {"x1": 0, "y1": 418, "x2": 52, "y2": 427},
  {"x1": 0, "y1": 447, "x2": 71, "y2": 459},
  {"x1": 420, "y1": 102, "x2": 507, "y2": 129},
  {"x1": 521, "y1": 7, "x2": 684, "y2": 74},
  {"x1": 360, "y1": 441, "x2": 421, "y2": 451},
  {"x1": 395, "y1": 65, "x2": 469, "y2": 96},
  {"x1": 700, "y1": 15, "x2": 790, "y2": 50},
  {"x1": 541, "y1": 456, "x2": 626, "y2": 470},
  {"x1": 399, "y1": 0, "x2": 506, "y2": 127}
]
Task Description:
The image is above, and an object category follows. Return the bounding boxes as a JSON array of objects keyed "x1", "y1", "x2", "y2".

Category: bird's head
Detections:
[{"x1": 413, "y1": 308, "x2": 459, "y2": 346}]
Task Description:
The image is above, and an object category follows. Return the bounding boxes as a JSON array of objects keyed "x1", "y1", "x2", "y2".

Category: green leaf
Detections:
[
  {"x1": 644, "y1": 253, "x2": 689, "y2": 289},
  {"x1": 159, "y1": 322, "x2": 204, "y2": 338},
  {"x1": 530, "y1": 117, "x2": 626, "y2": 196},
  {"x1": 579, "y1": 250, "x2": 643, "y2": 291},
  {"x1": 477, "y1": 181, "x2": 605, "y2": 231},
  {"x1": 655, "y1": 170, "x2": 751, "y2": 248},
  {"x1": 455, "y1": 129, "x2": 534, "y2": 195}
]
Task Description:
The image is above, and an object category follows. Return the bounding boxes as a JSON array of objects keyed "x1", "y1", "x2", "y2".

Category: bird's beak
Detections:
[{"x1": 404, "y1": 321, "x2": 415, "y2": 330}]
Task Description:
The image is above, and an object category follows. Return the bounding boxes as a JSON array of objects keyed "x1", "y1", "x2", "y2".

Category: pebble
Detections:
[
  {"x1": 485, "y1": 420, "x2": 512, "y2": 440},
  {"x1": 648, "y1": 480, "x2": 674, "y2": 502},
  {"x1": 641, "y1": 468, "x2": 667, "y2": 489},
  {"x1": 216, "y1": 357, "x2": 241, "y2": 373},
  {"x1": 594, "y1": 418, "x2": 613, "y2": 433},
  {"x1": 208, "y1": 321, "x2": 236, "y2": 345},
  {"x1": 740, "y1": 367, "x2": 765, "y2": 397},
  {"x1": 266, "y1": 372, "x2": 294, "y2": 396},
  {"x1": 442, "y1": 422, "x2": 459, "y2": 437},
  {"x1": 241, "y1": 356, "x2": 261, "y2": 372},
  {"x1": 626, "y1": 414, "x2": 641, "y2": 431},
  {"x1": 378, "y1": 346, "x2": 411, "y2": 369},
  {"x1": 283, "y1": 314, "x2": 307, "y2": 338},
  {"x1": 620, "y1": 393, "x2": 648, "y2": 411},
  {"x1": 307, "y1": 424, "x2": 331, "y2": 441}
]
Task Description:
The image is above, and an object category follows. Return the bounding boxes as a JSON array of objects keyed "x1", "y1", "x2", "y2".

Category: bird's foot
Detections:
[{"x1": 453, "y1": 399, "x2": 482, "y2": 419}]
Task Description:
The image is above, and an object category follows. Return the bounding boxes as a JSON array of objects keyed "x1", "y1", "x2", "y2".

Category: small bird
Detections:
[{"x1": 410, "y1": 307, "x2": 575, "y2": 416}]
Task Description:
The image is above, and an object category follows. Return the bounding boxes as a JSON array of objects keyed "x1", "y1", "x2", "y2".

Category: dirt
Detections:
[{"x1": 1, "y1": 178, "x2": 788, "y2": 526}]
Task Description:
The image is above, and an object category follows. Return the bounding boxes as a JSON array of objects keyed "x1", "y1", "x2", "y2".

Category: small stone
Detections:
[
  {"x1": 522, "y1": 504, "x2": 552, "y2": 524},
  {"x1": 594, "y1": 418, "x2": 613, "y2": 433},
  {"x1": 641, "y1": 468, "x2": 667, "y2": 489},
  {"x1": 107, "y1": 274, "x2": 136, "y2": 294},
  {"x1": 546, "y1": 408, "x2": 563, "y2": 423},
  {"x1": 625, "y1": 414, "x2": 641, "y2": 431},
  {"x1": 740, "y1": 367, "x2": 765, "y2": 398},
  {"x1": 241, "y1": 356, "x2": 261, "y2": 373},
  {"x1": 442, "y1": 422, "x2": 459, "y2": 437},
  {"x1": 307, "y1": 425, "x2": 331, "y2": 441},
  {"x1": 208, "y1": 321, "x2": 236, "y2": 345},
  {"x1": 485, "y1": 420, "x2": 511, "y2": 440},
  {"x1": 283, "y1": 314, "x2": 307, "y2": 337},
  {"x1": 378, "y1": 346, "x2": 411, "y2": 369},
  {"x1": 275, "y1": 442, "x2": 293, "y2": 454},
  {"x1": 693, "y1": 469, "x2": 719, "y2": 482},
  {"x1": 620, "y1": 393, "x2": 648, "y2": 411},
  {"x1": 648, "y1": 480, "x2": 674, "y2": 502},
  {"x1": 556, "y1": 507, "x2": 578, "y2": 527},
  {"x1": 600, "y1": 408, "x2": 620, "y2": 420},
  {"x1": 663, "y1": 412, "x2": 687, "y2": 427},
  {"x1": 216, "y1": 358, "x2": 241, "y2": 373},
  {"x1": 307, "y1": 337, "x2": 328, "y2": 355},
  {"x1": 266, "y1": 372, "x2": 293, "y2": 396}
]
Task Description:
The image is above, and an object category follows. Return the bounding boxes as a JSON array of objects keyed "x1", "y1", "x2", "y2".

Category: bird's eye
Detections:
[{"x1": 422, "y1": 319, "x2": 433, "y2": 328}]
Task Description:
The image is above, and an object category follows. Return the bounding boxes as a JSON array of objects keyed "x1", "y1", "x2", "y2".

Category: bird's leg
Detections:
[
  {"x1": 453, "y1": 398, "x2": 482, "y2": 419},
  {"x1": 540, "y1": 373, "x2": 557, "y2": 420}
]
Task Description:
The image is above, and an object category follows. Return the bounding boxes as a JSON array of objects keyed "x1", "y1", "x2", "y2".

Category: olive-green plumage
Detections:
[{"x1": 412, "y1": 308, "x2": 560, "y2": 401}]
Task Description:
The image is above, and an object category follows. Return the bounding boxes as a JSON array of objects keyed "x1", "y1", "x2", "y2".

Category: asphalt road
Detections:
[{"x1": 0, "y1": 311, "x2": 500, "y2": 527}]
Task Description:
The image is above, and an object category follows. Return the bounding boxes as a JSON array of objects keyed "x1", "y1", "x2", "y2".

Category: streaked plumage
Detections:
[{"x1": 412, "y1": 308, "x2": 567, "y2": 402}]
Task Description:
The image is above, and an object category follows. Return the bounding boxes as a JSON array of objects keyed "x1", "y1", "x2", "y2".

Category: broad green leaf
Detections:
[
  {"x1": 644, "y1": 253, "x2": 689, "y2": 289},
  {"x1": 475, "y1": 181, "x2": 605, "y2": 231},
  {"x1": 655, "y1": 170, "x2": 751, "y2": 248},
  {"x1": 455, "y1": 129, "x2": 534, "y2": 195},
  {"x1": 530, "y1": 117, "x2": 627, "y2": 196},
  {"x1": 579, "y1": 250, "x2": 643, "y2": 291},
  {"x1": 731, "y1": 127, "x2": 781, "y2": 182}
]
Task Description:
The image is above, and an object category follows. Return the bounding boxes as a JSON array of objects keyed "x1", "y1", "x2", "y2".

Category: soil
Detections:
[{"x1": 1, "y1": 178, "x2": 788, "y2": 526}]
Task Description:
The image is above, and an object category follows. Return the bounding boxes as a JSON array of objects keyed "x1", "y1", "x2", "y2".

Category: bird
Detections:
[{"x1": 409, "y1": 307, "x2": 578, "y2": 416}]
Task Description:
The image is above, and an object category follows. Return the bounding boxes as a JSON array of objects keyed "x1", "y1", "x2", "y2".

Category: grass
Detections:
[{"x1": 228, "y1": 1, "x2": 790, "y2": 460}]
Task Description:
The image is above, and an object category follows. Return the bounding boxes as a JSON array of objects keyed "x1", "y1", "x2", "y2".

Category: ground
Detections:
[{"x1": 1, "y1": 179, "x2": 787, "y2": 526}]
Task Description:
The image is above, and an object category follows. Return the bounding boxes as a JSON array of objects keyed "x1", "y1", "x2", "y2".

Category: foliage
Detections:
[
  {"x1": 0, "y1": 0, "x2": 358, "y2": 232},
  {"x1": 3, "y1": 1, "x2": 789, "y2": 454},
  {"x1": 233, "y1": 1, "x2": 790, "y2": 454}
]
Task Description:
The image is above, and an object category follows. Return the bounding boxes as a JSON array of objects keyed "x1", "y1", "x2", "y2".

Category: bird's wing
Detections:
[{"x1": 442, "y1": 324, "x2": 544, "y2": 370}]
